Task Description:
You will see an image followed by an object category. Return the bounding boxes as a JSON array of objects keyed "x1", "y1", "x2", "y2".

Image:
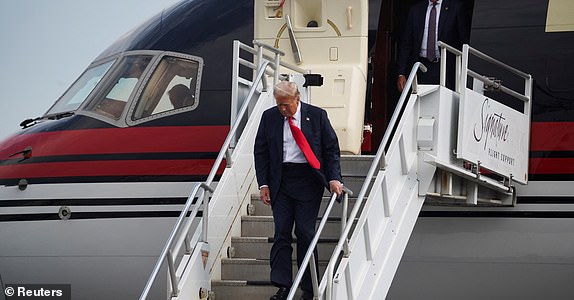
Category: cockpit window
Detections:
[
  {"x1": 45, "y1": 60, "x2": 114, "y2": 116},
  {"x1": 132, "y1": 56, "x2": 200, "y2": 120},
  {"x1": 86, "y1": 55, "x2": 153, "y2": 120}
]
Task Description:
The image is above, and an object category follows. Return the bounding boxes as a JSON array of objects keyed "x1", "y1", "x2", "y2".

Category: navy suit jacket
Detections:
[
  {"x1": 397, "y1": 0, "x2": 470, "y2": 76},
  {"x1": 254, "y1": 102, "x2": 342, "y2": 203}
]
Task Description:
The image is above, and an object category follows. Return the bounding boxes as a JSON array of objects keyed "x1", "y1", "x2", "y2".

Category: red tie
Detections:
[{"x1": 288, "y1": 117, "x2": 320, "y2": 170}]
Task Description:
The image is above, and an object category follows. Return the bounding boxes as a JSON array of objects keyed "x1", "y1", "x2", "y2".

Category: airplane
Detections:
[{"x1": 0, "y1": 0, "x2": 573, "y2": 299}]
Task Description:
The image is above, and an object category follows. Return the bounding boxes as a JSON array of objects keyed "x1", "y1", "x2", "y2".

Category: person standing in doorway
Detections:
[{"x1": 396, "y1": 0, "x2": 470, "y2": 91}]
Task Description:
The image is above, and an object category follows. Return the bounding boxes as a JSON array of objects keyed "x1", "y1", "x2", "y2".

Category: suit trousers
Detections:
[{"x1": 270, "y1": 163, "x2": 324, "y2": 293}]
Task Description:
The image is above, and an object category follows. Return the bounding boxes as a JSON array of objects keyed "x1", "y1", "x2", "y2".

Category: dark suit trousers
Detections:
[{"x1": 270, "y1": 163, "x2": 324, "y2": 293}]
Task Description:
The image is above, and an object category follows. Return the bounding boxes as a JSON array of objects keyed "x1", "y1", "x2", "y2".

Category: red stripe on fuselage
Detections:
[
  {"x1": 0, "y1": 126, "x2": 228, "y2": 158},
  {"x1": 530, "y1": 122, "x2": 574, "y2": 151},
  {"x1": 529, "y1": 158, "x2": 574, "y2": 174},
  {"x1": 529, "y1": 122, "x2": 574, "y2": 175},
  {"x1": 0, "y1": 126, "x2": 228, "y2": 181}
]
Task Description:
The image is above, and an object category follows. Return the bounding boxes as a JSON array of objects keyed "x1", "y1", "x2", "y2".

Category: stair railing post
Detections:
[
  {"x1": 200, "y1": 183, "x2": 214, "y2": 242},
  {"x1": 202, "y1": 190, "x2": 209, "y2": 242},
  {"x1": 455, "y1": 49, "x2": 462, "y2": 93},
  {"x1": 326, "y1": 262, "x2": 333, "y2": 300},
  {"x1": 341, "y1": 192, "x2": 350, "y2": 257},
  {"x1": 167, "y1": 250, "x2": 179, "y2": 297},
  {"x1": 440, "y1": 45, "x2": 447, "y2": 87},
  {"x1": 256, "y1": 42, "x2": 264, "y2": 78},
  {"x1": 225, "y1": 148, "x2": 233, "y2": 167},
  {"x1": 184, "y1": 236, "x2": 191, "y2": 254},
  {"x1": 310, "y1": 253, "x2": 319, "y2": 299}
]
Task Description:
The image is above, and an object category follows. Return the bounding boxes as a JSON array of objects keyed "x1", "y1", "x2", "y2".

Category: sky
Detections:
[{"x1": 0, "y1": 0, "x2": 181, "y2": 140}]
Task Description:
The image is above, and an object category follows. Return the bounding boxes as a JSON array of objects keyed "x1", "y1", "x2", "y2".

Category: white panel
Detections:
[{"x1": 457, "y1": 89, "x2": 529, "y2": 183}]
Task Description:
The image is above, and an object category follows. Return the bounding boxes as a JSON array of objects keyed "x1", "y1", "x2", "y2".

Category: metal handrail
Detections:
[
  {"x1": 314, "y1": 62, "x2": 427, "y2": 299},
  {"x1": 439, "y1": 41, "x2": 533, "y2": 103},
  {"x1": 286, "y1": 187, "x2": 353, "y2": 300},
  {"x1": 467, "y1": 45, "x2": 530, "y2": 80},
  {"x1": 140, "y1": 40, "x2": 310, "y2": 300}
]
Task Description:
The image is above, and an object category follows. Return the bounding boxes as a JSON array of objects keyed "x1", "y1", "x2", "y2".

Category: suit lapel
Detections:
[
  {"x1": 272, "y1": 109, "x2": 284, "y2": 159},
  {"x1": 415, "y1": 1, "x2": 427, "y2": 48},
  {"x1": 300, "y1": 102, "x2": 309, "y2": 137}
]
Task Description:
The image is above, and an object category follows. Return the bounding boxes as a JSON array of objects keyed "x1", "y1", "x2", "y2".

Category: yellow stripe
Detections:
[
  {"x1": 274, "y1": 23, "x2": 288, "y2": 48},
  {"x1": 327, "y1": 19, "x2": 342, "y2": 37},
  {"x1": 546, "y1": 0, "x2": 574, "y2": 32}
]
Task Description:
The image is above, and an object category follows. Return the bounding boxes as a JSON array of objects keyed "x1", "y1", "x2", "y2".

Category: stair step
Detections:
[
  {"x1": 328, "y1": 176, "x2": 371, "y2": 197},
  {"x1": 340, "y1": 154, "x2": 375, "y2": 177},
  {"x1": 211, "y1": 280, "x2": 302, "y2": 300},
  {"x1": 221, "y1": 258, "x2": 328, "y2": 281},
  {"x1": 241, "y1": 216, "x2": 349, "y2": 238},
  {"x1": 249, "y1": 194, "x2": 357, "y2": 217},
  {"x1": 230, "y1": 236, "x2": 338, "y2": 260}
]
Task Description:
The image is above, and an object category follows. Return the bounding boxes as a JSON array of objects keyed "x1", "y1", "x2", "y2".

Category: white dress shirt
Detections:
[{"x1": 283, "y1": 102, "x2": 307, "y2": 163}]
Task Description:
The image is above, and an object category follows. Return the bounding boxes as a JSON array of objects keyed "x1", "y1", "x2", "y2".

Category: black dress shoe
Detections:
[
  {"x1": 300, "y1": 290, "x2": 313, "y2": 300},
  {"x1": 270, "y1": 287, "x2": 289, "y2": 300}
]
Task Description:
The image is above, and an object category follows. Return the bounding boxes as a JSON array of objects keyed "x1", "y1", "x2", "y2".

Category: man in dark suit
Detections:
[
  {"x1": 396, "y1": 0, "x2": 470, "y2": 91},
  {"x1": 254, "y1": 81, "x2": 343, "y2": 300}
]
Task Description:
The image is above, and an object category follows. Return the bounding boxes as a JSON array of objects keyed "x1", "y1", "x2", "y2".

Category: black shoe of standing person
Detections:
[{"x1": 270, "y1": 287, "x2": 289, "y2": 300}]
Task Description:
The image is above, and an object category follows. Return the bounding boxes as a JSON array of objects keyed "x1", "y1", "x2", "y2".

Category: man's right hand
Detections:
[
  {"x1": 260, "y1": 186, "x2": 271, "y2": 206},
  {"x1": 397, "y1": 75, "x2": 406, "y2": 92}
]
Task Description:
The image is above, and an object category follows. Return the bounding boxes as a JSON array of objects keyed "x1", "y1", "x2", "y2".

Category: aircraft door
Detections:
[{"x1": 255, "y1": 0, "x2": 368, "y2": 154}]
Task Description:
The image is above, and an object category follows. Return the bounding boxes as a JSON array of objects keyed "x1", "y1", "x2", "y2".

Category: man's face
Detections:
[{"x1": 275, "y1": 94, "x2": 299, "y2": 118}]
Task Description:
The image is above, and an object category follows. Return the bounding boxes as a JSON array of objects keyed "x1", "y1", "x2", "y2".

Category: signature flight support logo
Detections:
[
  {"x1": 473, "y1": 98, "x2": 509, "y2": 150},
  {"x1": 472, "y1": 98, "x2": 516, "y2": 167},
  {"x1": 458, "y1": 78, "x2": 529, "y2": 183},
  {"x1": 460, "y1": 92, "x2": 527, "y2": 177}
]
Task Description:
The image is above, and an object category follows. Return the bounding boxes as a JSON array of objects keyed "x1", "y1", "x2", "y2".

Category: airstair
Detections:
[{"x1": 140, "y1": 40, "x2": 532, "y2": 300}]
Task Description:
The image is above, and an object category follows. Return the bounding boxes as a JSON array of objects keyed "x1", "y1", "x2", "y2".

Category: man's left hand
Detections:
[{"x1": 329, "y1": 180, "x2": 343, "y2": 196}]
